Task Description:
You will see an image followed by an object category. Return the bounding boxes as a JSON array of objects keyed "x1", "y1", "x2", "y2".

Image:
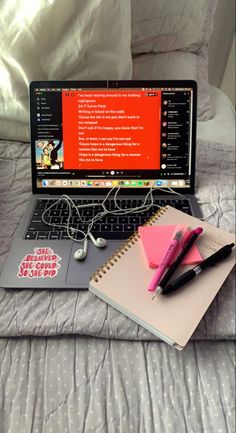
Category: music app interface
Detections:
[
  {"x1": 63, "y1": 90, "x2": 160, "y2": 170},
  {"x1": 31, "y1": 86, "x2": 193, "y2": 189}
]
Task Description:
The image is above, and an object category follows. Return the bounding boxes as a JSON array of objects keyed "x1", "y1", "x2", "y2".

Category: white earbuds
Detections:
[
  {"x1": 74, "y1": 238, "x2": 88, "y2": 260},
  {"x1": 88, "y1": 232, "x2": 107, "y2": 248},
  {"x1": 74, "y1": 233, "x2": 107, "y2": 260}
]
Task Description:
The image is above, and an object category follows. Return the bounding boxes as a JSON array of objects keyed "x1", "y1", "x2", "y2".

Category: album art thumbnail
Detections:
[{"x1": 36, "y1": 140, "x2": 64, "y2": 170}]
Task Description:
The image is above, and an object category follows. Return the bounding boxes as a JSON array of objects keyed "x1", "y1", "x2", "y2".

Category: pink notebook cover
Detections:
[{"x1": 138, "y1": 225, "x2": 203, "y2": 267}]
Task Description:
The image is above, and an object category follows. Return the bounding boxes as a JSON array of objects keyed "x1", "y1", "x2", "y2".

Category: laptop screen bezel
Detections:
[{"x1": 30, "y1": 80, "x2": 197, "y2": 195}]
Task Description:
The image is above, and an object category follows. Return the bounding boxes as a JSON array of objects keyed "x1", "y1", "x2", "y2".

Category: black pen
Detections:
[
  {"x1": 161, "y1": 243, "x2": 235, "y2": 295},
  {"x1": 152, "y1": 227, "x2": 203, "y2": 299}
]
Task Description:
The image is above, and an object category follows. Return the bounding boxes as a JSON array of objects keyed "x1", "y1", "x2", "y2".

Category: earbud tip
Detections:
[
  {"x1": 74, "y1": 250, "x2": 86, "y2": 260},
  {"x1": 97, "y1": 238, "x2": 107, "y2": 248}
]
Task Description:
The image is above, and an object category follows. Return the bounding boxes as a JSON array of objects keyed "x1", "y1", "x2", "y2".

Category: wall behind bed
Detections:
[{"x1": 208, "y1": 0, "x2": 235, "y2": 105}]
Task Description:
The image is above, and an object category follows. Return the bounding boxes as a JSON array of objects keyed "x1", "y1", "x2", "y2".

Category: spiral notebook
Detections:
[{"x1": 89, "y1": 206, "x2": 235, "y2": 350}]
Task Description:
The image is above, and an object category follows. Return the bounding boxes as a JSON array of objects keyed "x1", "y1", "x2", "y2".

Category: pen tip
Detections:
[
  {"x1": 156, "y1": 286, "x2": 163, "y2": 296},
  {"x1": 152, "y1": 286, "x2": 163, "y2": 300}
]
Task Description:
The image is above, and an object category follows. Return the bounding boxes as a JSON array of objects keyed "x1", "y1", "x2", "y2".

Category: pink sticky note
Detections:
[{"x1": 138, "y1": 225, "x2": 203, "y2": 268}]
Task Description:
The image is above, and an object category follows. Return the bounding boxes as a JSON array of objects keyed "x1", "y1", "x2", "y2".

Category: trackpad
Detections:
[{"x1": 66, "y1": 240, "x2": 123, "y2": 288}]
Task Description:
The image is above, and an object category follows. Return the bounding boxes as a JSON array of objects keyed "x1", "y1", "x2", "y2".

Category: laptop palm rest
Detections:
[
  {"x1": 0, "y1": 239, "x2": 123, "y2": 289},
  {"x1": 66, "y1": 240, "x2": 123, "y2": 287}
]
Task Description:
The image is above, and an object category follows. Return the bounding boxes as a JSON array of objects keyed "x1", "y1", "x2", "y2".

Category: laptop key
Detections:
[
  {"x1": 93, "y1": 231, "x2": 131, "y2": 240},
  {"x1": 28, "y1": 225, "x2": 51, "y2": 231},
  {"x1": 61, "y1": 217, "x2": 69, "y2": 224},
  {"x1": 49, "y1": 231, "x2": 61, "y2": 239},
  {"x1": 38, "y1": 199, "x2": 50, "y2": 206},
  {"x1": 77, "y1": 224, "x2": 88, "y2": 231},
  {"x1": 32, "y1": 210, "x2": 44, "y2": 217},
  {"x1": 88, "y1": 223, "x2": 99, "y2": 231},
  {"x1": 61, "y1": 232, "x2": 71, "y2": 240},
  {"x1": 118, "y1": 216, "x2": 129, "y2": 224},
  {"x1": 113, "y1": 224, "x2": 123, "y2": 231},
  {"x1": 124, "y1": 224, "x2": 136, "y2": 232},
  {"x1": 61, "y1": 210, "x2": 69, "y2": 217},
  {"x1": 140, "y1": 216, "x2": 149, "y2": 224},
  {"x1": 129, "y1": 216, "x2": 141, "y2": 224},
  {"x1": 57, "y1": 202, "x2": 68, "y2": 210},
  {"x1": 50, "y1": 210, "x2": 61, "y2": 217},
  {"x1": 31, "y1": 218, "x2": 43, "y2": 224},
  {"x1": 73, "y1": 216, "x2": 82, "y2": 224},
  {"x1": 25, "y1": 231, "x2": 37, "y2": 239},
  {"x1": 83, "y1": 210, "x2": 94, "y2": 217},
  {"x1": 37, "y1": 232, "x2": 49, "y2": 239},
  {"x1": 100, "y1": 224, "x2": 112, "y2": 231},
  {"x1": 51, "y1": 216, "x2": 62, "y2": 224},
  {"x1": 106, "y1": 216, "x2": 117, "y2": 224},
  {"x1": 35, "y1": 202, "x2": 48, "y2": 210},
  {"x1": 37, "y1": 223, "x2": 52, "y2": 231},
  {"x1": 174, "y1": 204, "x2": 184, "y2": 210}
]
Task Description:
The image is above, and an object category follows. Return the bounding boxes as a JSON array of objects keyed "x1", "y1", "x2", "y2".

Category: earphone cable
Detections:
[{"x1": 41, "y1": 184, "x2": 215, "y2": 245}]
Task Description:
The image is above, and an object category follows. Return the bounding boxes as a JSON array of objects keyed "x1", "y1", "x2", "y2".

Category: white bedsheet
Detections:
[{"x1": 197, "y1": 86, "x2": 235, "y2": 146}]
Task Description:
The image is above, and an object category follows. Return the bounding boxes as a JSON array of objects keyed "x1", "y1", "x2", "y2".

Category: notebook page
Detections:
[{"x1": 90, "y1": 206, "x2": 235, "y2": 348}]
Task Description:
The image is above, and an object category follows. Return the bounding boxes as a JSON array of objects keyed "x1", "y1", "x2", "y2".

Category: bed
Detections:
[{"x1": 0, "y1": 1, "x2": 235, "y2": 432}]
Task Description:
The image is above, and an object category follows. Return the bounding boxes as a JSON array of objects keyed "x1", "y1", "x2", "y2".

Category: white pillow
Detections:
[
  {"x1": 133, "y1": 50, "x2": 213, "y2": 120},
  {"x1": 0, "y1": 0, "x2": 132, "y2": 141},
  {"x1": 131, "y1": 0, "x2": 217, "y2": 53},
  {"x1": 131, "y1": 0, "x2": 217, "y2": 120}
]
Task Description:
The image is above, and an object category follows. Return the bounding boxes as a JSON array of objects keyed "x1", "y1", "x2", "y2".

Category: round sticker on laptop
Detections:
[{"x1": 17, "y1": 247, "x2": 61, "y2": 278}]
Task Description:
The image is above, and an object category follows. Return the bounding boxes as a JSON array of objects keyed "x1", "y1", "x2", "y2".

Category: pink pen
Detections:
[{"x1": 148, "y1": 224, "x2": 186, "y2": 292}]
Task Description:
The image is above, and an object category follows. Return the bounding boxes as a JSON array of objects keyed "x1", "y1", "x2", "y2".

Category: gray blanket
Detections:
[
  {"x1": 0, "y1": 337, "x2": 235, "y2": 433},
  {"x1": 0, "y1": 139, "x2": 235, "y2": 340}
]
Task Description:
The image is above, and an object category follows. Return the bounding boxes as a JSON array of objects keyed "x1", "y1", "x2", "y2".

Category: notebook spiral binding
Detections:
[{"x1": 90, "y1": 207, "x2": 167, "y2": 283}]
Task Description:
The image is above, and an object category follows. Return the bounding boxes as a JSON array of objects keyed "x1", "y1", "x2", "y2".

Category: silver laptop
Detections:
[{"x1": 0, "y1": 80, "x2": 201, "y2": 290}]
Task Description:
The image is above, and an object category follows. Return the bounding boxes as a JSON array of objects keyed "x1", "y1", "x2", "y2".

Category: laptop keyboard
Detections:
[{"x1": 25, "y1": 198, "x2": 192, "y2": 240}]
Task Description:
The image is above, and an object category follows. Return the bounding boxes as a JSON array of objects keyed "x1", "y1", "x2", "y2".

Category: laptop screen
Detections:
[{"x1": 30, "y1": 80, "x2": 197, "y2": 194}]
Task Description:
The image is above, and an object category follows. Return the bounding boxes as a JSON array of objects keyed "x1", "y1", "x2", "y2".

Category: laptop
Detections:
[{"x1": 0, "y1": 80, "x2": 201, "y2": 290}]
